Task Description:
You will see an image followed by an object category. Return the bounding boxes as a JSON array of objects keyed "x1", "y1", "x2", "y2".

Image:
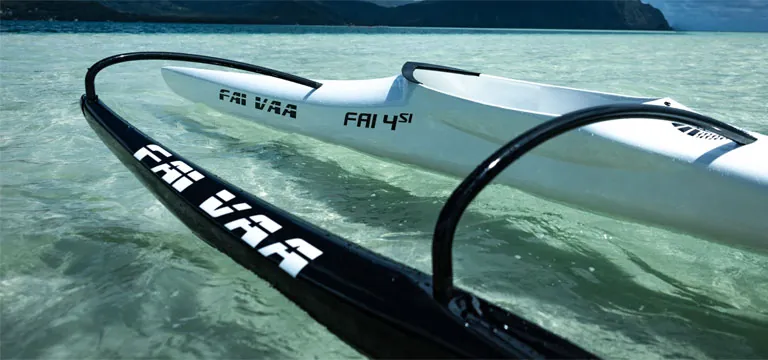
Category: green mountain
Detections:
[{"x1": 0, "y1": 0, "x2": 672, "y2": 30}]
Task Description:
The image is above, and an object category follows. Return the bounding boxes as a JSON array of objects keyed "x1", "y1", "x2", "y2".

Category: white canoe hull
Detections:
[{"x1": 160, "y1": 64, "x2": 768, "y2": 251}]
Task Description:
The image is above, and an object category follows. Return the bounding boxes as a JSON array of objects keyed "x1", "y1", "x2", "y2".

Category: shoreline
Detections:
[{"x1": 1, "y1": 19, "x2": 683, "y2": 34}]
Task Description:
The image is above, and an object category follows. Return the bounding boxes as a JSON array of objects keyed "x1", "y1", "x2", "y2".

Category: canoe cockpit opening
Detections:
[{"x1": 403, "y1": 61, "x2": 657, "y2": 115}]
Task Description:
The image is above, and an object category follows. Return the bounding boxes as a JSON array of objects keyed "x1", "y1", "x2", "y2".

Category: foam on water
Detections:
[{"x1": 1, "y1": 21, "x2": 767, "y2": 360}]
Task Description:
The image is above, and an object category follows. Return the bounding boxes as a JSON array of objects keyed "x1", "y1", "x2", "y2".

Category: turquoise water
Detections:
[{"x1": 1, "y1": 20, "x2": 767, "y2": 359}]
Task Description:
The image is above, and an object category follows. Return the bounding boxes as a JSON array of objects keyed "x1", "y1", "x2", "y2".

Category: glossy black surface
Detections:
[
  {"x1": 85, "y1": 51, "x2": 322, "y2": 101},
  {"x1": 79, "y1": 52, "x2": 597, "y2": 359},
  {"x1": 432, "y1": 104, "x2": 757, "y2": 302},
  {"x1": 401, "y1": 61, "x2": 481, "y2": 84}
]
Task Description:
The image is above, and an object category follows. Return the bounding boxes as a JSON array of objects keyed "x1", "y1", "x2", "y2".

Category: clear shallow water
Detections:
[{"x1": 1, "y1": 20, "x2": 767, "y2": 359}]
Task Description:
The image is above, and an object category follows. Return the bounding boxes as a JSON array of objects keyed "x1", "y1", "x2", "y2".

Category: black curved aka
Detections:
[
  {"x1": 401, "y1": 61, "x2": 480, "y2": 84},
  {"x1": 431, "y1": 103, "x2": 758, "y2": 302},
  {"x1": 79, "y1": 52, "x2": 597, "y2": 360},
  {"x1": 85, "y1": 51, "x2": 322, "y2": 101}
]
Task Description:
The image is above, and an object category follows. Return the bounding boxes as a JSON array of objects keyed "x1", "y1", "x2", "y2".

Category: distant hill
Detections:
[
  {"x1": 386, "y1": 0, "x2": 670, "y2": 30},
  {"x1": 0, "y1": 0, "x2": 672, "y2": 31},
  {"x1": 365, "y1": 0, "x2": 418, "y2": 7}
]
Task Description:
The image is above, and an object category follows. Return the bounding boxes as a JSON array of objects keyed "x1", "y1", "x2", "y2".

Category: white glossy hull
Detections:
[{"x1": 160, "y1": 64, "x2": 768, "y2": 251}]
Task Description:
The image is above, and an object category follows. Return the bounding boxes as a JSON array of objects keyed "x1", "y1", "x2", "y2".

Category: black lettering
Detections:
[
  {"x1": 282, "y1": 104, "x2": 297, "y2": 119},
  {"x1": 383, "y1": 114, "x2": 398, "y2": 131},
  {"x1": 344, "y1": 112, "x2": 357, "y2": 126},
  {"x1": 267, "y1": 101, "x2": 282, "y2": 115},
  {"x1": 230, "y1": 92, "x2": 246, "y2": 106},
  {"x1": 219, "y1": 89, "x2": 230, "y2": 101},
  {"x1": 345, "y1": 112, "x2": 409, "y2": 129},
  {"x1": 254, "y1": 96, "x2": 267, "y2": 110},
  {"x1": 357, "y1": 113, "x2": 374, "y2": 128}
]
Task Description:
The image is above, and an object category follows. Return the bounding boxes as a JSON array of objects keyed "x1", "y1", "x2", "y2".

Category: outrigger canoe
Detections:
[
  {"x1": 81, "y1": 51, "x2": 602, "y2": 360},
  {"x1": 82, "y1": 52, "x2": 761, "y2": 358},
  {"x1": 160, "y1": 61, "x2": 768, "y2": 251}
]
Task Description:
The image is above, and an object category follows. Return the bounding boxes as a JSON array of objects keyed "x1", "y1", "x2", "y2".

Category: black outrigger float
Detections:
[{"x1": 80, "y1": 52, "x2": 745, "y2": 359}]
